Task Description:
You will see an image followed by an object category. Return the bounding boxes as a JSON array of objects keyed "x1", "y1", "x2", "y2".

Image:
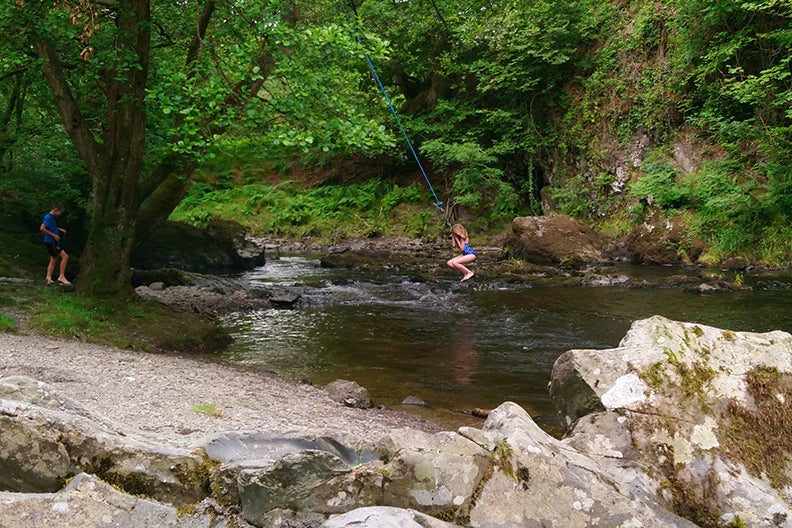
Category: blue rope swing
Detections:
[{"x1": 354, "y1": 35, "x2": 451, "y2": 228}]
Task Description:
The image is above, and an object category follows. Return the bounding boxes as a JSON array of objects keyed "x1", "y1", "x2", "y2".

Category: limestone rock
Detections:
[
  {"x1": 320, "y1": 506, "x2": 464, "y2": 528},
  {"x1": 0, "y1": 473, "x2": 218, "y2": 528},
  {"x1": 550, "y1": 315, "x2": 792, "y2": 527},
  {"x1": 237, "y1": 449, "x2": 385, "y2": 527},
  {"x1": 468, "y1": 402, "x2": 697, "y2": 528},
  {"x1": 378, "y1": 428, "x2": 490, "y2": 519},
  {"x1": 0, "y1": 376, "x2": 210, "y2": 505}
]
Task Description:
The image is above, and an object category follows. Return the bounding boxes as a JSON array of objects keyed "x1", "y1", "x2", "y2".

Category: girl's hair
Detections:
[{"x1": 451, "y1": 223, "x2": 468, "y2": 239}]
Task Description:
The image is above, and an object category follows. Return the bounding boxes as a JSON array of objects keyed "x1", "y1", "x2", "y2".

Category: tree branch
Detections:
[{"x1": 32, "y1": 37, "x2": 101, "y2": 176}]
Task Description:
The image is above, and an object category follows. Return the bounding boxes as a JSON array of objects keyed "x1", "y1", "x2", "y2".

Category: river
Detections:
[{"x1": 217, "y1": 255, "x2": 792, "y2": 434}]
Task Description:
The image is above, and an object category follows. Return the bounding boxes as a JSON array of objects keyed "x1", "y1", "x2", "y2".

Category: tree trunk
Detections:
[
  {"x1": 78, "y1": 201, "x2": 137, "y2": 297},
  {"x1": 35, "y1": 0, "x2": 151, "y2": 297},
  {"x1": 78, "y1": 1, "x2": 151, "y2": 296},
  {"x1": 31, "y1": 0, "x2": 294, "y2": 297}
]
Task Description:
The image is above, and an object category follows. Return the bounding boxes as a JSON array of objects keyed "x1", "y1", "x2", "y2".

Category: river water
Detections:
[{"x1": 217, "y1": 255, "x2": 792, "y2": 433}]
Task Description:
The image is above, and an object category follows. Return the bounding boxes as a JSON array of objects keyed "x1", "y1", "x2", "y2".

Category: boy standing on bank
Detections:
[{"x1": 40, "y1": 203, "x2": 72, "y2": 285}]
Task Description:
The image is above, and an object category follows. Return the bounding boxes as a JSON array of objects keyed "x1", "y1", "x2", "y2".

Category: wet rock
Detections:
[
  {"x1": 323, "y1": 379, "x2": 373, "y2": 409},
  {"x1": 720, "y1": 256, "x2": 750, "y2": 270},
  {"x1": 131, "y1": 267, "x2": 195, "y2": 288},
  {"x1": 504, "y1": 215, "x2": 610, "y2": 265},
  {"x1": 319, "y1": 237, "x2": 444, "y2": 271},
  {"x1": 400, "y1": 396, "x2": 427, "y2": 406},
  {"x1": 270, "y1": 294, "x2": 301, "y2": 308}
]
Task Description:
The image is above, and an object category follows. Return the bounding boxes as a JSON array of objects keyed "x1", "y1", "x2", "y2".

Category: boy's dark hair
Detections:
[{"x1": 52, "y1": 202, "x2": 65, "y2": 212}]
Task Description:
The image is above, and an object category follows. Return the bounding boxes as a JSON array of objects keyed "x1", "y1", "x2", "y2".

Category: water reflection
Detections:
[
  {"x1": 448, "y1": 325, "x2": 478, "y2": 386},
  {"x1": 219, "y1": 256, "x2": 792, "y2": 432}
]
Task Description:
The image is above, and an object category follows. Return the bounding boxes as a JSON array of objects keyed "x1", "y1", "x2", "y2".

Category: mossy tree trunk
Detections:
[
  {"x1": 34, "y1": 0, "x2": 150, "y2": 297},
  {"x1": 28, "y1": 0, "x2": 296, "y2": 297}
]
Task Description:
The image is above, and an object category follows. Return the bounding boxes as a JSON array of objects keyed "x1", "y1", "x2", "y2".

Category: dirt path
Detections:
[{"x1": 0, "y1": 333, "x2": 442, "y2": 448}]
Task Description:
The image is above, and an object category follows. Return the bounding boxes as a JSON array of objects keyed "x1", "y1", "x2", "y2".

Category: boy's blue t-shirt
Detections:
[{"x1": 42, "y1": 212, "x2": 58, "y2": 243}]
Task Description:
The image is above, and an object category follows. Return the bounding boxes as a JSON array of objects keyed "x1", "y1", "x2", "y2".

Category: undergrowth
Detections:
[{"x1": 170, "y1": 177, "x2": 453, "y2": 241}]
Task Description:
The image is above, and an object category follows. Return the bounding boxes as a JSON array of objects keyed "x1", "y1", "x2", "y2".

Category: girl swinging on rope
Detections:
[{"x1": 447, "y1": 223, "x2": 476, "y2": 282}]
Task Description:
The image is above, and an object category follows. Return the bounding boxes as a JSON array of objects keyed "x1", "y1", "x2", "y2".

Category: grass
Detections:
[
  {"x1": 0, "y1": 313, "x2": 17, "y2": 333},
  {"x1": 191, "y1": 402, "x2": 223, "y2": 418},
  {"x1": 5, "y1": 281, "x2": 230, "y2": 354},
  {"x1": 0, "y1": 232, "x2": 230, "y2": 354},
  {"x1": 0, "y1": 232, "x2": 46, "y2": 279}
]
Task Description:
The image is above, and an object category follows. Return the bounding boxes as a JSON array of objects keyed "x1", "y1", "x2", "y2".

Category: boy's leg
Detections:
[
  {"x1": 58, "y1": 252, "x2": 71, "y2": 284},
  {"x1": 46, "y1": 256, "x2": 57, "y2": 282}
]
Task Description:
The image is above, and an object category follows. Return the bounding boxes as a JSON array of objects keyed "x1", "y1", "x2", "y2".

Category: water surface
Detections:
[{"x1": 218, "y1": 256, "x2": 792, "y2": 432}]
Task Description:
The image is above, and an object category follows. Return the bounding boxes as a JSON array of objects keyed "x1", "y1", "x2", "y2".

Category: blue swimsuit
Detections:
[{"x1": 462, "y1": 243, "x2": 476, "y2": 256}]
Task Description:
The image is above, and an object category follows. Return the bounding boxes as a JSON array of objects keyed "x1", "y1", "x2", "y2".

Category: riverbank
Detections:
[{"x1": 0, "y1": 332, "x2": 443, "y2": 449}]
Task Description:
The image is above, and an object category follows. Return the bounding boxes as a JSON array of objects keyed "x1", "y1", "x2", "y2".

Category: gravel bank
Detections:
[{"x1": 0, "y1": 332, "x2": 442, "y2": 448}]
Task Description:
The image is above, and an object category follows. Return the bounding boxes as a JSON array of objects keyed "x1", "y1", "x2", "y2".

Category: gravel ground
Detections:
[{"x1": 0, "y1": 332, "x2": 442, "y2": 449}]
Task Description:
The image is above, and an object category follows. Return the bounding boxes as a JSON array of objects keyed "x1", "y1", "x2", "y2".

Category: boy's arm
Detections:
[{"x1": 40, "y1": 223, "x2": 60, "y2": 239}]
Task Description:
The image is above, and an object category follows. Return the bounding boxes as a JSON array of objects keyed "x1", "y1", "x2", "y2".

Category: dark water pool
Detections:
[{"x1": 217, "y1": 256, "x2": 792, "y2": 432}]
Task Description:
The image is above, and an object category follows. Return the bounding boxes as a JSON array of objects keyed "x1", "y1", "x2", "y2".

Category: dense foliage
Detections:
[{"x1": 1, "y1": 0, "x2": 790, "y2": 285}]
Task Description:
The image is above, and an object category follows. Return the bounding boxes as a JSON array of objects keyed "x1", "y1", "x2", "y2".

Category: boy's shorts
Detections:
[{"x1": 44, "y1": 241, "x2": 63, "y2": 257}]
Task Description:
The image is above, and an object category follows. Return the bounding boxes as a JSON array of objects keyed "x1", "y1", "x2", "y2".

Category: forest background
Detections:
[{"x1": 0, "y1": 0, "x2": 790, "y2": 303}]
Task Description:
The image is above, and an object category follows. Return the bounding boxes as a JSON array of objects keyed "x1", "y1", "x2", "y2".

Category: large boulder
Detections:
[
  {"x1": 0, "y1": 376, "x2": 211, "y2": 505},
  {"x1": 550, "y1": 316, "x2": 792, "y2": 527},
  {"x1": 611, "y1": 209, "x2": 707, "y2": 265},
  {"x1": 0, "y1": 473, "x2": 218, "y2": 528},
  {"x1": 503, "y1": 215, "x2": 610, "y2": 265},
  {"x1": 131, "y1": 219, "x2": 265, "y2": 273},
  {"x1": 202, "y1": 431, "x2": 383, "y2": 528},
  {"x1": 466, "y1": 402, "x2": 697, "y2": 528},
  {"x1": 378, "y1": 429, "x2": 491, "y2": 520}
]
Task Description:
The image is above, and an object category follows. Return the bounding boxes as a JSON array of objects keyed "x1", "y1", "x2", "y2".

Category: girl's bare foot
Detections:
[{"x1": 461, "y1": 272, "x2": 474, "y2": 282}]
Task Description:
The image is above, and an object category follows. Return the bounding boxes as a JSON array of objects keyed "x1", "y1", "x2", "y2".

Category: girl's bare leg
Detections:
[{"x1": 447, "y1": 255, "x2": 476, "y2": 282}]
